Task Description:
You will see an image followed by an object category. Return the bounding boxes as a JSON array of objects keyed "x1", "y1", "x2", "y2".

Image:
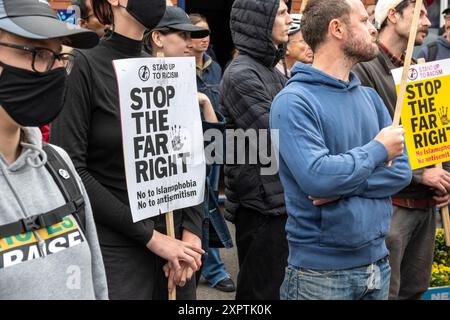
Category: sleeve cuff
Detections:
[
  {"x1": 139, "y1": 227, "x2": 154, "y2": 247},
  {"x1": 411, "y1": 168, "x2": 425, "y2": 184},
  {"x1": 364, "y1": 140, "x2": 388, "y2": 165},
  {"x1": 180, "y1": 204, "x2": 203, "y2": 239}
]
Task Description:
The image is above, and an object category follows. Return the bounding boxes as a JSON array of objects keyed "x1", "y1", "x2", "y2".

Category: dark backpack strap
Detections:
[
  {"x1": 42, "y1": 144, "x2": 86, "y2": 231},
  {"x1": 427, "y1": 42, "x2": 438, "y2": 62},
  {"x1": 0, "y1": 145, "x2": 86, "y2": 239},
  {"x1": 0, "y1": 202, "x2": 80, "y2": 239}
]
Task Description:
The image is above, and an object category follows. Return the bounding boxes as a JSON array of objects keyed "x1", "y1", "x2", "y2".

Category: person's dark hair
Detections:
[
  {"x1": 92, "y1": 0, "x2": 113, "y2": 25},
  {"x1": 189, "y1": 13, "x2": 207, "y2": 26},
  {"x1": 71, "y1": 0, "x2": 88, "y2": 19},
  {"x1": 143, "y1": 30, "x2": 153, "y2": 55},
  {"x1": 379, "y1": 0, "x2": 424, "y2": 31},
  {"x1": 301, "y1": 0, "x2": 351, "y2": 52}
]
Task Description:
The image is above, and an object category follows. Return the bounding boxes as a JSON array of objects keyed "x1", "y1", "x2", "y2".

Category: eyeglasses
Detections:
[{"x1": 0, "y1": 41, "x2": 74, "y2": 74}]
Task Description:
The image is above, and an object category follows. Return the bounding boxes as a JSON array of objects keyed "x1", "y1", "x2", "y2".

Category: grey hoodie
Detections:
[
  {"x1": 0, "y1": 127, "x2": 108, "y2": 300},
  {"x1": 417, "y1": 36, "x2": 450, "y2": 62}
]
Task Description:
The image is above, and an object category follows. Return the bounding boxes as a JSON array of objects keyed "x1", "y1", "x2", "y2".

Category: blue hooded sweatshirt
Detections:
[{"x1": 270, "y1": 63, "x2": 412, "y2": 270}]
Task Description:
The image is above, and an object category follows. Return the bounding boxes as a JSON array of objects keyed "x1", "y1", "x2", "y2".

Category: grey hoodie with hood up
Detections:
[
  {"x1": 418, "y1": 36, "x2": 450, "y2": 62},
  {"x1": 0, "y1": 127, "x2": 108, "y2": 300}
]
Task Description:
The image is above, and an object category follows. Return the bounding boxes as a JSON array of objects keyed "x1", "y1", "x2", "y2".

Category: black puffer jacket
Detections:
[{"x1": 219, "y1": 0, "x2": 287, "y2": 217}]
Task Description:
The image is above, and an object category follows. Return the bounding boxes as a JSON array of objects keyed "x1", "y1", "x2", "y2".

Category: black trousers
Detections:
[
  {"x1": 234, "y1": 207, "x2": 288, "y2": 300},
  {"x1": 101, "y1": 244, "x2": 196, "y2": 300},
  {"x1": 99, "y1": 210, "x2": 198, "y2": 300}
]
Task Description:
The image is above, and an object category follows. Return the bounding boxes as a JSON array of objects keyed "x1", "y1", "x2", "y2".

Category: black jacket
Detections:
[{"x1": 219, "y1": 0, "x2": 287, "y2": 216}]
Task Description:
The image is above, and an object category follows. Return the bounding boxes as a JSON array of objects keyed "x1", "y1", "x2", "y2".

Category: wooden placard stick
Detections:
[
  {"x1": 435, "y1": 163, "x2": 450, "y2": 246},
  {"x1": 412, "y1": 58, "x2": 450, "y2": 246},
  {"x1": 156, "y1": 51, "x2": 177, "y2": 300},
  {"x1": 300, "y1": 0, "x2": 308, "y2": 14},
  {"x1": 165, "y1": 210, "x2": 177, "y2": 299},
  {"x1": 387, "y1": 0, "x2": 423, "y2": 167}
]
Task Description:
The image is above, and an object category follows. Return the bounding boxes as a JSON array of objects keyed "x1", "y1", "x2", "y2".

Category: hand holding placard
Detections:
[{"x1": 374, "y1": 126, "x2": 406, "y2": 161}]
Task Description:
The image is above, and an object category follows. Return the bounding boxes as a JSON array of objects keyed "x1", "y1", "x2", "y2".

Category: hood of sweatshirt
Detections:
[
  {"x1": 0, "y1": 127, "x2": 47, "y2": 173},
  {"x1": 289, "y1": 62, "x2": 362, "y2": 91},
  {"x1": 230, "y1": 0, "x2": 283, "y2": 68},
  {"x1": 437, "y1": 36, "x2": 450, "y2": 49},
  {"x1": 0, "y1": 127, "x2": 48, "y2": 222}
]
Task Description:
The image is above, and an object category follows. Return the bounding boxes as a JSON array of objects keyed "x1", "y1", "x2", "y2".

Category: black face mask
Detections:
[
  {"x1": 0, "y1": 62, "x2": 68, "y2": 127},
  {"x1": 121, "y1": 0, "x2": 166, "y2": 30}
]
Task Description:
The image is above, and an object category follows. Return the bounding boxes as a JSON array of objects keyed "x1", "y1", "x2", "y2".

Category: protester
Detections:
[
  {"x1": 50, "y1": 0, "x2": 205, "y2": 300},
  {"x1": 220, "y1": 0, "x2": 292, "y2": 300},
  {"x1": 354, "y1": 0, "x2": 431, "y2": 116},
  {"x1": 189, "y1": 14, "x2": 222, "y2": 111},
  {"x1": 144, "y1": 8, "x2": 220, "y2": 141},
  {"x1": 353, "y1": 0, "x2": 450, "y2": 300},
  {"x1": 144, "y1": 6, "x2": 228, "y2": 298},
  {"x1": 72, "y1": 0, "x2": 108, "y2": 38},
  {"x1": 0, "y1": 0, "x2": 107, "y2": 299},
  {"x1": 38, "y1": 0, "x2": 108, "y2": 144},
  {"x1": 188, "y1": 12, "x2": 235, "y2": 293},
  {"x1": 271, "y1": 0, "x2": 412, "y2": 300},
  {"x1": 418, "y1": 8, "x2": 450, "y2": 61},
  {"x1": 366, "y1": 3, "x2": 377, "y2": 25},
  {"x1": 277, "y1": 13, "x2": 313, "y2": 77}
]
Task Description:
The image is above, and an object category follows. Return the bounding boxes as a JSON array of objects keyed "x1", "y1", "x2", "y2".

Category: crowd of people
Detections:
[{"x1": 0, "y1": 0, "x2": 449, "y2": 300}]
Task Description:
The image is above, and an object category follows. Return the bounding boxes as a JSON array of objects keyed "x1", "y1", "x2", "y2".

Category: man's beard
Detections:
[
  {"x1": 414, "y1": 27, "x2": 429, "y2": 46},
  {"x1": 417, "y1": 27, "x2": 429, "y2": 36},
  {"x1": 343, "y1": 29, "x2": 378, "y2": 64}
]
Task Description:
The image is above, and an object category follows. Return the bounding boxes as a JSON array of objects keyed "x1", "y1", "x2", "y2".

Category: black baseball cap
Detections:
[
  {"x1": 153, "y1": 6, "x2": 209, "y2": 39},
  {"x1": 0, "y1": 0, "x2": 98, "y2": 49},
  {"x1": 443, "y1": 8, "x2": 450, "y2": 15}
]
